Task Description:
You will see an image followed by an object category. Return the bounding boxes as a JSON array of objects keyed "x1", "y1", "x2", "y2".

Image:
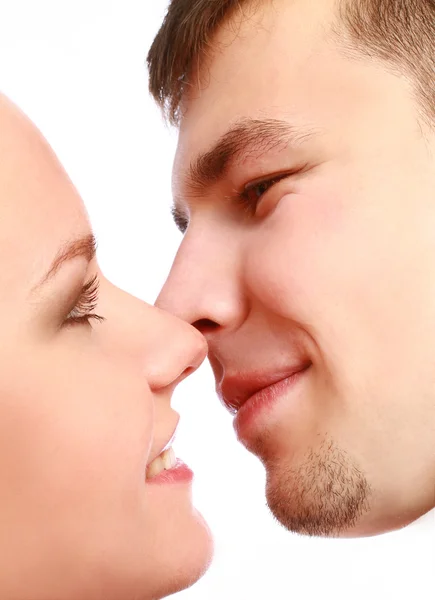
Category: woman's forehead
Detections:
[{"x1": 0, "y1": 95, "x2": 89, "y2": 293}]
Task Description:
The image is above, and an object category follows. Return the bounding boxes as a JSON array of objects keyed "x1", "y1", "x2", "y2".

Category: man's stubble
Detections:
[{"x1": 264, "y1": 437, "x2": 372, "y2": 537}]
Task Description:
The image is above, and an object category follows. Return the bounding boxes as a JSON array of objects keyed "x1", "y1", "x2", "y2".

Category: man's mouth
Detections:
[
  {"x1": 218, "y1": 361, "x2": 312, "y2": 414},
  {"x1": 217, "y1": 361, "x2": 312, "y2": 440}
]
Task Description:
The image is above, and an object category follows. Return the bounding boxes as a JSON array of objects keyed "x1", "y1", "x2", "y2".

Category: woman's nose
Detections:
[
  {"x1": 100, "y1": 280, "x2": 208, "y2": 393},
  {"x1": 142, "y1": 306, "x2": 208, "y2": 393}
]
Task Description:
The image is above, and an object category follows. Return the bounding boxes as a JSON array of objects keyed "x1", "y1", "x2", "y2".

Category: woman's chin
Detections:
[
  {"x1": 72, "y1": 507, "x2": 213, "y2": 600},
  {"x1": 147, "y1": 507, "x2": 214, "y2": 599},
  {"x1": 140, "y1": 474, "x2": 214, "y2": 596}
]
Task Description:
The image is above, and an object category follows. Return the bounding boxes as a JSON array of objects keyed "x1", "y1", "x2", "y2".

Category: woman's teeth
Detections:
[{"x1": 146, "y1": 447, "x2": 177, "y2": 479}]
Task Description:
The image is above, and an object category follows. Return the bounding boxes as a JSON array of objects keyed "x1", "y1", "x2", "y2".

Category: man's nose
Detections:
[{"x1": 156, "y1": 228, "x2": 247, "y2": 336}]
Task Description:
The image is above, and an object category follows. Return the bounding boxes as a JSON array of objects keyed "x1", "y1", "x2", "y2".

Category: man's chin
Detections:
[{"x1": 263, "y1": 438, "x2": 373, "y2": 538}]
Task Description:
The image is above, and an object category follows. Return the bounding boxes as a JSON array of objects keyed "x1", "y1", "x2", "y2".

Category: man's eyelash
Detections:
[
  {"x1": 235, "y1": 164, "x2": 309, "y2": 215},
  {"x1": 235, "y1": 173, "x2": 288, "y2": 215},
  {"x1": 173, "y1": 165, "x2": 309, "y2": 232},
  {"x1": 65, "y1": 275, "x2": 105, "y2": 326}
]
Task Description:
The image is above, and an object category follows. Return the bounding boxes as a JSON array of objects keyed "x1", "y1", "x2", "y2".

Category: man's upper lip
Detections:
[{"x1": 218, "y1": 362, "x2": 311, "y2": 414}]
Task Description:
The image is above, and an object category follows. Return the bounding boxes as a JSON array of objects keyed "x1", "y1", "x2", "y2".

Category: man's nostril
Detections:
[{"x1": 192, "y1": 319, "x2": 219, "y2": 334}]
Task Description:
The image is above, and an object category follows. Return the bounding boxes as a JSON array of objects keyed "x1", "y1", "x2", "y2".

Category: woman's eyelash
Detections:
[
  {"x1": 65, "y1": 275, "x2": 105, "y2": 326},
  {"x1": 171, "y1": 206, "x2": 189, "y2": 235}
]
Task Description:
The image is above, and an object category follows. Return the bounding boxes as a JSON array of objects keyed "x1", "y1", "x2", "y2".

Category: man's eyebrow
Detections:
[
  {"x1": 184, "y1": 117, "x2": 317, "y2": 197},
  {"x1": 172, "y1": 118, "x2": 317, "y2": 229},
  {"x1": 35, "y1": 233, "x2": 97, "y2": 290}
]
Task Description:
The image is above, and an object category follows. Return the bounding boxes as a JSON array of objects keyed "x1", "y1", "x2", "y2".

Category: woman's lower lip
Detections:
[
  {"x1": 233, "y1": 368, "x2": 309, "y2": 441},
  {"x1": 146, "y1": 459, "x2": 194, "y2": 485}
]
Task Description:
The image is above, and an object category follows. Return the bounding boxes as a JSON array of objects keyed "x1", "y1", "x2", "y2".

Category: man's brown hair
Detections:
[{"x1": 147, "y1": 0, "x2": 434, "y2": 126}]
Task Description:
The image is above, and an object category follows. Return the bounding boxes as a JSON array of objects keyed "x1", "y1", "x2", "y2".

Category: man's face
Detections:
[{"x1": 157, "y1": 0, "x2": 435, "y2": 537}]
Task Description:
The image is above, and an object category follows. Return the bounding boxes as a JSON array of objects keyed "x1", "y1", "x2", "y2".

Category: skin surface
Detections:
[
  {"x1": 157, "y1": 0, "x2": 435, "y2": 537},
  {"x1": 0, "y1": 94, "x2": 212, "y2": 600}
]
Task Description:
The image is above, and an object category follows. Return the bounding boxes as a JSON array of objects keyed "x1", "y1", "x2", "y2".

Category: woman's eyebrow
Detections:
[{"x1": 33, "y1": 233, "x2": 97, "y2": 291}]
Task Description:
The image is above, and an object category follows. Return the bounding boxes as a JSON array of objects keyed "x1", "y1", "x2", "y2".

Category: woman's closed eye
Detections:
[{"x1": 65, "y1": 274, "x2": 105, "y2": 326}]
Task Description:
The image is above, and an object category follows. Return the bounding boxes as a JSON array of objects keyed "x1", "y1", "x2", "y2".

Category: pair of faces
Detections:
[{"x1": 1, "y1": 1, "x2": 435, "y2": 599}]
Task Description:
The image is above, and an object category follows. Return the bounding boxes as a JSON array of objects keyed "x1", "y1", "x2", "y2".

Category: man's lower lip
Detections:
[
  {"x1": 146, "y1": 460, "x2": 194, "y2": 485},
  {"x1": 233, "y1": 368, "x2": 309, "y2": 440}
]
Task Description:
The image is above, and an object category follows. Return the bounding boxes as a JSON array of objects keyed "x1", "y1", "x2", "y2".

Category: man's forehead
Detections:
[
  {"x1": 172, "y1": 0, "x2": 340, "y2": 165},
  {"x1": 179, "y1": 0, "x2": 338, "y2": 92}
]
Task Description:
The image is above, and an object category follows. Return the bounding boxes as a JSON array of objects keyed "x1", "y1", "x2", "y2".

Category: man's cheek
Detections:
[{"x1": 244, "y1": 218, "x2": 340, "y2": 322}]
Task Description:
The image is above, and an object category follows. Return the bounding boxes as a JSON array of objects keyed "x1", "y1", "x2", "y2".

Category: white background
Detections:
[{"x1": 0, "y1": 2, "x2": 433, "y2": 599}]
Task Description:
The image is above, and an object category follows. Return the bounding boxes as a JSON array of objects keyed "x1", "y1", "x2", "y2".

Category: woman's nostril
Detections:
[
  {"x1": 173, "y1": 365, "x2": 197, "y2": 388},
  {"x1": 182, "y1": 366, "x2": 195, "y2": 380},
  {"x1": 192, "y1": 318, "x2": 219, "y2": 334}
]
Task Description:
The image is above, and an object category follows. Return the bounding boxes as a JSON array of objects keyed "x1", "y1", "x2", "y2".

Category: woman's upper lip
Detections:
[
  {"x1": 147, "y1": 416, "x2": 180, "y2": 466},
  {"x1": 217, "y1": 362, "x2": 311, "y2": 414}
]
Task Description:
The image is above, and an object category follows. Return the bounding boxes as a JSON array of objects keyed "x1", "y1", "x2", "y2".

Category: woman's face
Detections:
[{"x1": 0, "y1": 95, "x2": 212, "y2": 600}]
